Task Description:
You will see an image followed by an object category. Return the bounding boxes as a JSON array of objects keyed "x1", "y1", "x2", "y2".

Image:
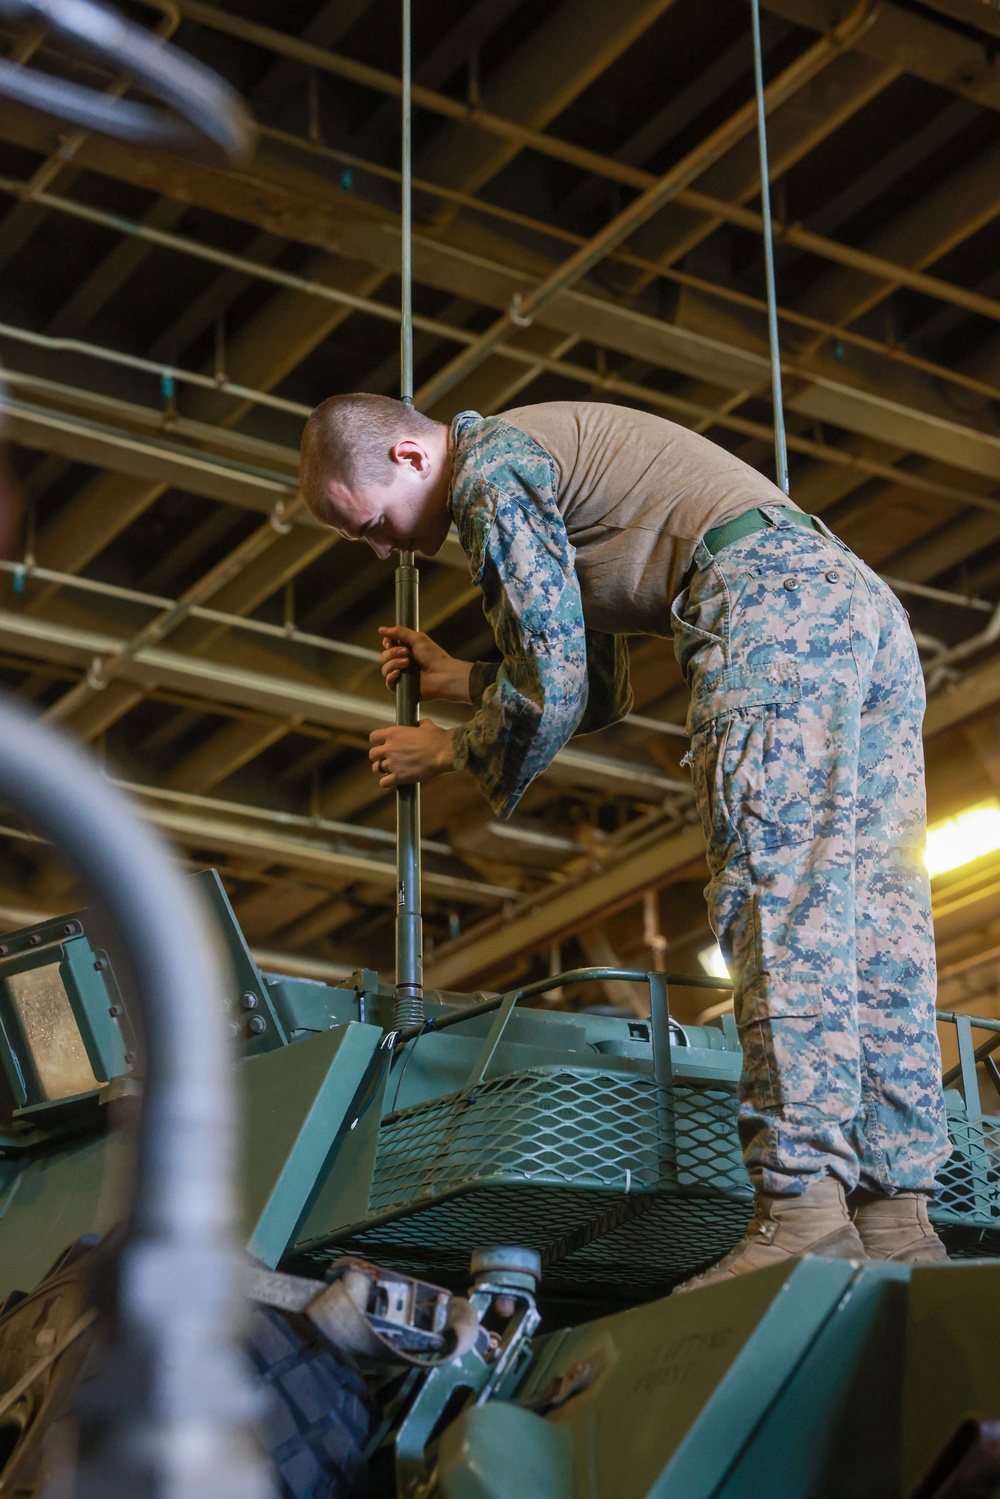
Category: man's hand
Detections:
[
  {"x1": 369, "y1": 719, "x2": 455, "y2": 789},
  {"x1": 378, "y1": 626, "x2": 472, "y2": 703}
]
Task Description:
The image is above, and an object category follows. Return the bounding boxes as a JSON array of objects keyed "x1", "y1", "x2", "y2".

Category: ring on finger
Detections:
[{"x1": 380, "y1": 759, "x2": 389, "y2": 775}]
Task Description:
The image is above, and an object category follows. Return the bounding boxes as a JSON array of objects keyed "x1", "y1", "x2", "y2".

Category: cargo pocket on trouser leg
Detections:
[
  {"x1": 737, "y1": 990, "x2": 830, "y2": 1111},
  {"x1": 705, "y1": 875, "x2": 830, "y2": 1112},
  {"x1": 685, "y1": 664, "x2": 815, "y2": 856},
  {"x1": 686, "y1": 666, "x2": 828, "y2": 1112}
]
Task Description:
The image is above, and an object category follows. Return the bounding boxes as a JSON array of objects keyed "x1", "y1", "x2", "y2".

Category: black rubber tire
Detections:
[{"x1": 246, "y1": 1305, "x2": 376, "y2": 1499}]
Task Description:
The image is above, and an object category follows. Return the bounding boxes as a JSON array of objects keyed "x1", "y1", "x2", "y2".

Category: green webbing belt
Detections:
[{"x1": 703, "y1": 505, "x2": 815, "y2": 557}]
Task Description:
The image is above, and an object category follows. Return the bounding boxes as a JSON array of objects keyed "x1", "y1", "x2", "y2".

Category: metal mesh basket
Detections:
[{"x1": 303, "y1": 1066, "x2": 1000, "y2": 1295}]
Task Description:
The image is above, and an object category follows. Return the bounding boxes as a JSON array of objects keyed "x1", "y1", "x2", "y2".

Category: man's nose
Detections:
[{"x1": 367, "y1": 536, "x2": 393, "y2": 560}]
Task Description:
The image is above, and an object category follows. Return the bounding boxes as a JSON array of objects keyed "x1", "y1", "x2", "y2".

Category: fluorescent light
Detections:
[
  {"x1": 925, "y1": 799, "x2": 1000, "y2": 878},
  {"x1": 699, "y1": 942, "x2": 731, "y2": 981}
]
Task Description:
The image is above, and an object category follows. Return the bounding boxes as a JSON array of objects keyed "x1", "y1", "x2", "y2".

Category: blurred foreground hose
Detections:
[
  {"x1": 0, "y1": 0, "x2": 255, "y2": 162},
  {"x1": 0, "y1": 11, "x2": 267, "y2": 1493},
  {"x1": 0, "y1": 694, "x2": 272, "y2": 1499}
]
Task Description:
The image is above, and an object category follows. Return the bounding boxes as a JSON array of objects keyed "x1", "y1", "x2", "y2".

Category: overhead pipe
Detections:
[
  {"x1": 5, "y1": 191, "x2": 1000, "y2": 513},
  {"x1": 3, "y1": 129, "x2": 985, "y2": 426},
  {"x1": 0, "y1": 606, "x2": 691, "y2": 796},
  {"x1": 257, "y1": 121, "x2": 1000, "y2": 419},
  {"x1": 0, "y1": 557, "x2": 708, "y2": 740},
  {"x1": 50, "y1": 1, "x2": 1000, "y2": 337},
  {"x1": 42, "y1": 501, "x2": 304, "y2": 723},
  {"x1": 413, "y1": 0, "x2": 880, "y2": 410},
  {"x1": 0, "y1": 792, "x2": 520, "y2": 903},
  {"x1": 4, "y1": 339, "x2": 1000, "y2": 525},
  {"x1": 924, "y1": 599, "x2": 1000, "y2": 693},
  {"x1": 109, "y1": 776, "x2": 453, "y2": 856},
  {"x1": 0, "y1": 556, "x2": 382, "y2": 663}
]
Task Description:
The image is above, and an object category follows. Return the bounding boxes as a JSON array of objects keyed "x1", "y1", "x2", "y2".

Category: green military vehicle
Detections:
[{"x1": 0, "y1": 868, "x2": 996, "y2": 1499}]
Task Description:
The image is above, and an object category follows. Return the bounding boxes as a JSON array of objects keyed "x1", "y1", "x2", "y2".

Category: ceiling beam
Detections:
[
  {"x1": 413, "y1": 0, "x2": 680, "y2": 205},
  {"x1": 53, "y1": 526, "x2": 340, "y2": 744},
  {"x1": 0, "y1": 605, "x2": 683, "y2": 800},
  {"x1": 758, "y1": 0, "x2": 1000, "y2": 112},
  {"x1": 424, "y1": 823, "x2": 707, "y2": 989},
  {"x1": 628, "y1": 46, "x2": 900, "y2": 288},
  {"x1": 924, "y1": 660, "x2": 1000, "y2": 738},
  {"x1": 139, "y1": 804, "x2": 515, "y2": 904}
]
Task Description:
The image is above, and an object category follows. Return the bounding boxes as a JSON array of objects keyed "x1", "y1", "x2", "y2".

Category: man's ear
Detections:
[{"x1": 392, "y1": 437, "x2": 430, "y2": 475}]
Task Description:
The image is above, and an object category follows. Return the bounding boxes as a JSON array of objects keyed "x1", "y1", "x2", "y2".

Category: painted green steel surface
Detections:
[
  {"x1": 0, "y1": 1130, "x2": 130, "y2": 1299},
  {"x1": 0, "y1": 889, "x2": 998, "y2": 1499},
  {"x1": 441, "y1": 1259, "x2": 1000, "y2": 1499},
  {"x1": 480, "y1": 1259, "x2": 858, "y2": 1499},
  {"x1": 298, "y1": 1062, "x2": 999, "y2": 1295},
  {"x1": 242, "y1": 1021, "x2": 381, "y2": 1266},
  {"x1": 902, "y1": 1262, "x2": 1000, "y2": 1494},
  {"x1": 714, "y1": 1261, "x2": 911, "y2": 1498}
]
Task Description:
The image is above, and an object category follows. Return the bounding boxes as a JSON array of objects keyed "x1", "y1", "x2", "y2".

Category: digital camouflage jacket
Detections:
[{"x1": 449, "y1": 410, "x2": 632, "y2": 819}]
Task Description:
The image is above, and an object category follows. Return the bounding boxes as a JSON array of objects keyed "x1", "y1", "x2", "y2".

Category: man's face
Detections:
[{"x1": 322, "y1": 436, "x2": 451, "y2": 560}]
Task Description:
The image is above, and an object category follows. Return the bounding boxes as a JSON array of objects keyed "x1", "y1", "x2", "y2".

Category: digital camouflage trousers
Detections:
[{"x1": 672, "y1": 506, "x2": 950, "y2": 1197}]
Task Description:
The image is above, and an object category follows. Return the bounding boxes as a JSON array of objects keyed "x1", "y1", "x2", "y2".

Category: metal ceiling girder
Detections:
[
  {"x1": 756, "y1": 0, "x2": 1000, "y2": 112},
  {"x1": 11, "y1": 246, "x2": 386, "y2": 623},
  {"x1": 3, "y1": 0, "x2": 659, "y2": 734},
  {"x1": 6, "y1": 298, "x2": 1000, "y2": 519},
  {"x1": 0, "y1": 785, "x2": 511, "y2": 906},
  {"x1": 138, "y1": 804, "x2": 517, "y2": 904},
  {"x1": 424, "y1": 823, "x2": 709, "y2": 990},
  {"x1": 1, "y1": 0, "x2": 996, "y2": 367},
  {"x1": 10, "y1": 263, "x2": 1000, "y2": 506},
  {"x1": 171, "y1": 0, "x2": 1000, "y2": 169},
  {"x1": 14, "y1": 320, "x2": 1000, "y2": 500},
  {"x1": 624, "y1": 46, "x2": 901, "y2": 290},
  {"x1": 0, "y1": 390, "x2": 297, "y2": 512},
  {"x1": 138, "y1": 0, "x2": 1000, "y2": 320},
  {"x1": 412, "y1": 0, "x2": 877, "y2": 409},
  {"x1": 0, "y1": 607, "x2": 685, "y2": 800},
  {"x1": 487, "y1": 41, "x2": 903, "y2": 413},
  {"x1": 4, "y1": 122, "x2": 1000, "y2": 482},
  {"x1": 412, "y1": 0, "x2": 682, "y2": 204},
  {"x1": 923, "y1": 657, "x2": 1000, "y2": 738}
]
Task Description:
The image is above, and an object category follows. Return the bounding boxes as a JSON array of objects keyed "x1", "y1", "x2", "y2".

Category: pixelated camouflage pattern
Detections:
[
  {"x1": 674, "y1": 506, "x2": 950, "y2": 1197},
  {"x1": 449, "y1": 410, "x2": 632, "y2": 819}
]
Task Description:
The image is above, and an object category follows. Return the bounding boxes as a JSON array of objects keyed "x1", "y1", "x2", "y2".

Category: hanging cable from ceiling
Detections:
[{"x1": 750, "y1": 0, "x2": 790, "y2": 495}]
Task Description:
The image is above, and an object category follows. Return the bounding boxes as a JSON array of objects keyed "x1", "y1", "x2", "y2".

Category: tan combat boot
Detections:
[
  {"x1": 850, "y1": 1189, "x2": 949, "y2": 1264},
  {"x1": 673, "y1": 1174, "x2": 866, "y2": 1293}
]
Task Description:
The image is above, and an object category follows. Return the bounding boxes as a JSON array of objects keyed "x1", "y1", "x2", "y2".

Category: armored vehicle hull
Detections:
[{"x1": 0, "y1": 870, "x2": 996, "y2": 1498}]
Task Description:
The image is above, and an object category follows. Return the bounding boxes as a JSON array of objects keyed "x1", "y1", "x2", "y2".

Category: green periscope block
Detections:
[
  {"x1": 241, "y1": 1021, "x2": 381, "y2": 1267},
  {"x1": 518, "y1": 1257, "x2": 856, "y2": 1499},
  {"x1": 438, "y1": 1403, "x2": 573, "y2": 1499}
]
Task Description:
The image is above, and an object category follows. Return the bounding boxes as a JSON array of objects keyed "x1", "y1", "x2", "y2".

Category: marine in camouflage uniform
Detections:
[
  {"x1": 447, "y1": 407, "x2": 949, "y2": 1205},
  {"x1": 302, "y1": 392, "x2": 952, "y2": 1270}
]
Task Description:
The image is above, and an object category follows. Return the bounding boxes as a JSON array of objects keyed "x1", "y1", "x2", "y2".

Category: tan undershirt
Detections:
[{"x1": 500, "y1": 400, "x2": 796, "y2": 638}]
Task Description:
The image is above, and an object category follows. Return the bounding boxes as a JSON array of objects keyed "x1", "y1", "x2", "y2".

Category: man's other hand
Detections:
[
  {"x1": 369, "y1": 719, "x2": 454, "y2": 789},
  {"x1": 378, "y1": 626, "x2": 472, "y2": 703}
]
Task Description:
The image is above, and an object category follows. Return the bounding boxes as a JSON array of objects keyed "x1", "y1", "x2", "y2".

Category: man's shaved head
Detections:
[{"x1": 299, "y1": 392, "x2": 443, "y2": 523}]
